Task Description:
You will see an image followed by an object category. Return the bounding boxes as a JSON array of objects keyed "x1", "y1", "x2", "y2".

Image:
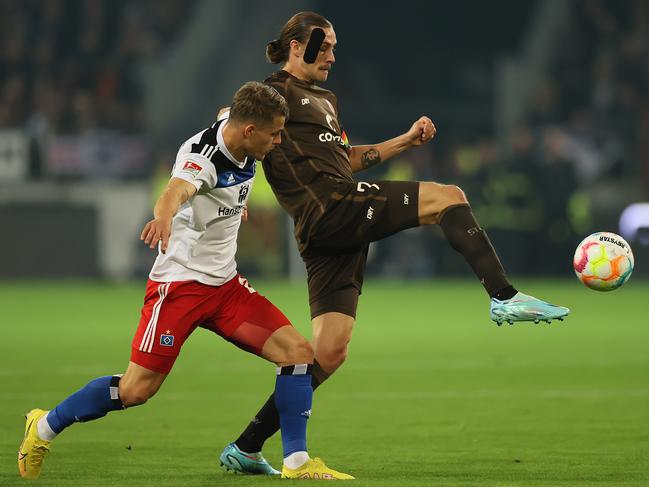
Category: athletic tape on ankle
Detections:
[{"x1": 276, "y1": 364, "x2": 314, "y2": 376}]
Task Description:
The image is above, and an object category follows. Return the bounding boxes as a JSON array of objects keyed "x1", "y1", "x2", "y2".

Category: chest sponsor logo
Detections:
[
  {"x1": 181, "y1": 160, "x2": 202, "y2": 177},
  {"x1": 318, "y1": 131, "x2": 346, "y2": 145},
  {"x1": 318, "y1": 113, "x2": 350, "y2": 149},
  {"x1": 218, "y1": 206, "x2": 244, "y2": 217}
]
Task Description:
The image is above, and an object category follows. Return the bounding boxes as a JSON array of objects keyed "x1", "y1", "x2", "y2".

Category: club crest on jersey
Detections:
[
  {"x1": 323, "y1": 98, "x2": 335, "y2": 115},
  {"x1": 160, "y1": 334, "x2": 174, "y2": 347},
  {"x1": 181, "y1": 160, "x2": 202, "y2": 177},
  {"x1": 238, "y1": 184, "x2": 250, "y2": 203},
  {"x1": 325, "y1": 113, "x2": 335, "y2": 131}
]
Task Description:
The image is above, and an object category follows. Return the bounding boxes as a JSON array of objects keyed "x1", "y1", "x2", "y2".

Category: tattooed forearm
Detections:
[{"x1": 361, "y1": 148, "x2": 382, "y2": 169}]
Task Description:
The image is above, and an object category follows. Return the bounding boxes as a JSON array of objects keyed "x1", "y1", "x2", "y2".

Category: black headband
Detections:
[{"x1": 303, "y1": 28, "x2": 325, "y2": 64}]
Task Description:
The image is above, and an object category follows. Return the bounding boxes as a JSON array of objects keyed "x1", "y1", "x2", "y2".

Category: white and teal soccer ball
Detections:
[{"x1": 573, "y1": 232, "x2": 634, "y2": 291}]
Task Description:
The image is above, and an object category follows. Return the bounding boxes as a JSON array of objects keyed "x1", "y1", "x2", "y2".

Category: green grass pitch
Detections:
[{"x1": 1, "y1": 278, "x2": 648, "y2": 486}]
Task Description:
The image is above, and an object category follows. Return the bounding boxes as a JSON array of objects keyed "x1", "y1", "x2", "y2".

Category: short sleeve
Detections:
[{"x1": 171, "y1": 149, "x2": 217, "y2": 192}]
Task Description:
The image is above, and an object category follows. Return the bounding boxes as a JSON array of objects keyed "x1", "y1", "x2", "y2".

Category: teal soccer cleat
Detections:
[
  {"x1": 219, "y1": 442, "x2": 280, "y2": 475},
  {"x1": 490, "y1": 292, "x2": 569, "y2": 325}
]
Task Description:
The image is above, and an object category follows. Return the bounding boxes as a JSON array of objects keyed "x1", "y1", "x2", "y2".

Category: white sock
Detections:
[
  {"x1": 37, "y1": 413, "x2": 57, "y2": 441},
  {"x1": 284, "y1": 451, "x2": 309, "y2": 469}
]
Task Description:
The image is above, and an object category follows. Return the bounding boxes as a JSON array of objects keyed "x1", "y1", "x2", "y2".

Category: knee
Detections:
[
  {"x1": 285, "y1": 338, "x2": 314, "y2": 365},
  {"x1": 272, "y1": 335, "x2": 315, "y2": 366},
  {"x1": 419, "y1": 183, "x2": 469, "y2": 225},
  {"x1": 421, "y1": 183, "x2": 467, "y2": 203},
  {"x1": 315, "y1": 343, "x2": 348, "y2": 373},
  {"x1": 118, "y1": 382, "x2": 158, "y2": 408},
  {"x1": 443, "y1": 184, "x2": 468, "y2": 205}
]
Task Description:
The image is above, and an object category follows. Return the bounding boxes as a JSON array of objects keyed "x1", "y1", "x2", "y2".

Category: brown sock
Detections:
[{"x1": 439, "y1": 204, "x2": 514, "y2": 298}]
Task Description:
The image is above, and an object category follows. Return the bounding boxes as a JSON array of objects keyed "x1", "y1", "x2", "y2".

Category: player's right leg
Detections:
[
  {"x1": 228, "y1": 282, "x2": 359, "y2": 458},
  {"x1": 18, "y1": 363, "x2": 166, "y2": 480},
  {"x1": 277, "y1": 310, "x2": 354, "y2": 479},
  {"x1": 224, "y1": 313, "x2": 355, "y2": 476},
  {"x1": 218, "y1": 278, "x2": 353, "y2": 479},
  {"x1": 310, "y1": 311, "x2": 355, "y2": 375},
  {"x1": 225, "y1": 323, "x2": 352, "y2": 480},
  {"x1": 417, "y1": 181, "x2": 569, "y2": 324},
  {"x1": 220, "y1": 325, "x2": 312, "y2": 475}
]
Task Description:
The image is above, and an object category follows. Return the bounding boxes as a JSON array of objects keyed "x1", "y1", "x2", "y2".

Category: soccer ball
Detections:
[{"x1": 573, "y1": 232, "x2": 634, "y2": 291}]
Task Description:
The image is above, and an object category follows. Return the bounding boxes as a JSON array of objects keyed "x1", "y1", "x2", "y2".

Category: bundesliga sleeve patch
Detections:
[{"x1": 180, "y1": 160, "x2": 202, "y2": 177}]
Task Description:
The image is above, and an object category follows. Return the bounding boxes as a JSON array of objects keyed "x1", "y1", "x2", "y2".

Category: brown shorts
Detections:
[{"x1": 301, "y1": 180, "x2": 420, "y2": 318}]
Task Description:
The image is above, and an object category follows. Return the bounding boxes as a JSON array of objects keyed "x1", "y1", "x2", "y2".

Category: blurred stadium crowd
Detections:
[
  {"x1": 0, "y1": 0, "x2": 194, "y2": 133},
  {"x1": 365, "y1": 0, "x2": 649, "y2": 276},
  {"x1": 1, "y1": 0, "x2": 647, "y2": 278},
  {"x1": 529, "y1": 0, "x2": 649, "y2": 187},
  {"x1": 460, "y1": 0, "x2": 649, "y2": 274}
]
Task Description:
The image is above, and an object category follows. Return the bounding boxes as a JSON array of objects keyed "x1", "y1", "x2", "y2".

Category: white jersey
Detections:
[{"x1": 149, "y1": 119, "x2": 255, "y2": 286}]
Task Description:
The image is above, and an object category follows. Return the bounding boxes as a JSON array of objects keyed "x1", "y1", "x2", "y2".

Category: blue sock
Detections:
[
  {"x1": 274, "y1": 365, "x2": 313, "y2": 457},
  {"x1": 46, "y1": 375, "x2": 124, "y2": 434}
]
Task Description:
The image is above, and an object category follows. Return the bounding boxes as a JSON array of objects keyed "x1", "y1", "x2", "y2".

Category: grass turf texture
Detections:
[{"x1": 1, "y1": 279, "x2": 648, "y2": 486}]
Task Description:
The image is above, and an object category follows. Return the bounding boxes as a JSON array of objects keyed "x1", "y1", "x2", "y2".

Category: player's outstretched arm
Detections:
[
  {"x1": 140, "y1": 178, "x2": 197, "y2": 253},
  {"x1": 348, "y1": 116, "x2": 436, "y2": 173}
]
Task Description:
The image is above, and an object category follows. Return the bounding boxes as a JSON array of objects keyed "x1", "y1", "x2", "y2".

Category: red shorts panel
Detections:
[{"x1": 130, "y1": 276, "x2": 291, "y2": 374}]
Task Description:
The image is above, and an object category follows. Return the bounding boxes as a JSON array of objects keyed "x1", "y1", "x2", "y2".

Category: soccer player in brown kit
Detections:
[{"x1": 219, "y1": 12, "x2": 570, "y2": 475}]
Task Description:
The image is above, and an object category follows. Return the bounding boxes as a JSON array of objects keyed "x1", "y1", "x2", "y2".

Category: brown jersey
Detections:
[{"x1": 263, "y1": 70, "x2": 353, "y2": 246}]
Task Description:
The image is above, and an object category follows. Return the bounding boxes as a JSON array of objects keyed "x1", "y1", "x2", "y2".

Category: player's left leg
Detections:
[
  {"x1": 216, "y1": 276, "x2": 353, "y2": 479},
  {"x1": 221, "y1": 325, "x2": 353, "y2": 480},
  {"x1": 221, "y1": 324, "x2": 312, "y2": 475},
  {"x1": 19, "y1": 279, "x2": 201, "y2": 480},
  {"x1": 418, "y1": 181, "x2": 515, "y2": 297},
  {"x1": 321, "y1": 179, "x2": 567, "y2": 324},
  {"x1": 18, "y1": 363, "x2": 166, "y2": 479},
  {"x1": 228, "y1": 273, "x2": 361, "y2": 471},
  {"x1": 263, "y1": 326, "x2": 352, "y2": 479},
  {"x1": 417, "y1": 181, "x2": 569, "y2": 324}
]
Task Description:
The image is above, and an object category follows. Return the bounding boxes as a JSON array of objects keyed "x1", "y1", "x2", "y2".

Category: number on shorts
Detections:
[{"x1": 356, "y1": 182, "x2": 380, "y2": 193}]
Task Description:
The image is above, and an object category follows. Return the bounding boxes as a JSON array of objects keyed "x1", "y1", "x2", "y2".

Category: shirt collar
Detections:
[{"x1": 216, "y1": 121, "x2": 247, "y2": 168}]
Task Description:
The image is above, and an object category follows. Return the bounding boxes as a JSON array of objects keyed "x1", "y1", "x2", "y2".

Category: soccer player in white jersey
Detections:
[{"x1": 18, "y1": 81, "x2": 353, "y2": 481}]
